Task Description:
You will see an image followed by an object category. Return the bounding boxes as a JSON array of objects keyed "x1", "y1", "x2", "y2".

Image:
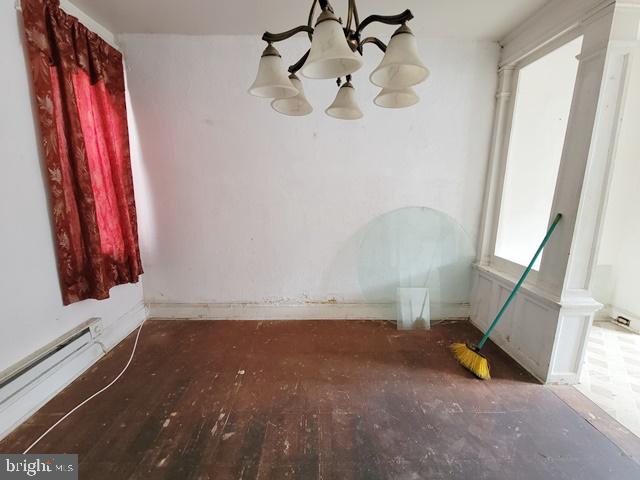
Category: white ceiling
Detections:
[{"x1": 68, "y1": 0, "x2": 550, "y2": 40}]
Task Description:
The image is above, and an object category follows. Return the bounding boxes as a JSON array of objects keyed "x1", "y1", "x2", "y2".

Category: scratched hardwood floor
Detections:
[{"x1": 2, "y1": 320, "x2": 639, "y2": 479}]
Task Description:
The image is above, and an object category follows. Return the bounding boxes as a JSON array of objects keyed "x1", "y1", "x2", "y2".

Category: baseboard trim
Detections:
[
  {"x1": 608, "y1": 306, "x2": 640, "y2": 333},
  {"x1": 0, "y1": 301, "x2": 147, "y2": 441},
  {"x1": 593, "y1": 305, "x2": 612, "y2": 322},
  {"x1": 149, "y1": 302, "x2": 396, "y2": 320},
  {"x1": 99, "y1": 301, "x2": 148, "y2": 351},
  {"x1": 148, "y1": 302, "x2": 471, "y2": 321}
]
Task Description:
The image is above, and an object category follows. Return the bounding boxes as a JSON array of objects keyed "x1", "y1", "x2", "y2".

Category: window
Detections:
[{"x1": 494, "y1": 36, "x2": 583, "y2": 269}]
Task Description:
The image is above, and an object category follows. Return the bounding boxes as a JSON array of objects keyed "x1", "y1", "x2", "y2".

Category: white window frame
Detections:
[{"x1": 487, "y1": 30, "x2": 584, "y2": 281}]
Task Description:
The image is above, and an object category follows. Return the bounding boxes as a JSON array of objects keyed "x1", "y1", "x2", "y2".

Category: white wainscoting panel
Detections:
[{"x1": 471, "y1": 266, "x2": 601, "y2": 383}]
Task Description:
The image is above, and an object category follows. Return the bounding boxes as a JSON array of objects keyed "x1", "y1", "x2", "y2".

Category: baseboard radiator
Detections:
[{"x1": 0, "y1": 318, "x2": 101, "y2": 418}]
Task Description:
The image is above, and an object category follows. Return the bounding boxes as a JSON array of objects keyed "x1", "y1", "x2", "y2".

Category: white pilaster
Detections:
[
  {"x1": 471, "y1": 0, "x2": 640, "y2": 383},
  {"x1": 476, "y1": 66, "x2": 515, "y2": 265}
]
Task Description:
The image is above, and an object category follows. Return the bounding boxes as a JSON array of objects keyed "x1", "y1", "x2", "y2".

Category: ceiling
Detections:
[{"x1": 68, "y1": 0, "x2": 550, "y2": 40}]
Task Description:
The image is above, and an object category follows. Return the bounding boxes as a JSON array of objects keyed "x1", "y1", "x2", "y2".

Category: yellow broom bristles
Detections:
[{"x1": 450, "y1": 343, "x2": 491, "y2": 380}]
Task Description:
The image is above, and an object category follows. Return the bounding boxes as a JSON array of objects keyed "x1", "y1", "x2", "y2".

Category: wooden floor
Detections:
[{"x1": 2, "y1": 320, "x2": 639, "y2": 479}]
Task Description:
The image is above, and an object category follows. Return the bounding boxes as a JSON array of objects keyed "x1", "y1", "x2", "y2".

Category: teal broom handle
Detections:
[{"x1": 477, "y1": 213, "x2": 563, "y2": 350}]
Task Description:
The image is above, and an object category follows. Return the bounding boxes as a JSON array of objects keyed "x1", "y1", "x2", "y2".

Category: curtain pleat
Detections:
[{"x1": 21, "y1": 0, "x2": 142, "y2": 305}]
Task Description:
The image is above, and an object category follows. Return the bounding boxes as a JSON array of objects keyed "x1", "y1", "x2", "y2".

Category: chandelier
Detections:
[{"x1": 248, "y1": 0, "x2": 429, "y2": 119}]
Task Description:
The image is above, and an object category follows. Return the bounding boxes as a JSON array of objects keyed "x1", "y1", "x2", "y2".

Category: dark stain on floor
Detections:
[{"x1": 1, "y1": 320, "x2": 639, "y2": 479}]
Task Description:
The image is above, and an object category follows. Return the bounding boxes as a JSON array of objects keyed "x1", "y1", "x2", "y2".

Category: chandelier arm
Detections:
[
  {"x1": 346, "y1": 0, "x2": 357, "y2": 31},
  {"x1": 352, "y1": 0, "x2": 360, "y2": 29},
  {"x1": 360, "y1": 37, "x2": 387, "y2": 53},
  {"x1": 262, "y1": 25, "x2": 314, "y2": 44},
  {"x1": 319, "y1": 0, "x2": 331, "y2": 13},
  {"x1": 307, "y1": 0, "x2": 318, "y2": 40},
  {"x1": 356, "y1": 9, "x2": 414, "y2": 35},
  {"x1": 288, "y1": 50, "x2": 310, "y2": 74}
]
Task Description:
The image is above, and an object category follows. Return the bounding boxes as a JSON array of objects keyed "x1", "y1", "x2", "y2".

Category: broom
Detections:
[{"x1": 451, "y1": 213, "x2": 563, "y2": 379}]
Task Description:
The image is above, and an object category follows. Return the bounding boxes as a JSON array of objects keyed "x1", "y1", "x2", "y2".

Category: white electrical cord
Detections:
[{"x1": 22, "y1": 320, "x2": 146, "y2": 454}]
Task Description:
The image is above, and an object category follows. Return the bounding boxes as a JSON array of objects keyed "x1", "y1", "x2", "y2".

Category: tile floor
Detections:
[{"x1": 576, "y1": 321, "x2": 640, "y2": 438}]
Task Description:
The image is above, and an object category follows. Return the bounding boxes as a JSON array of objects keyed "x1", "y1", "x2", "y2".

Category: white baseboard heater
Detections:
[{"x1": 0, "y1": 318, "x2": 101, "y2": 409}]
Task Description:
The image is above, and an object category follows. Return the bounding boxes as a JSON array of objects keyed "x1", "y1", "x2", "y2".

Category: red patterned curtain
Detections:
[{"x1": 21, "y1": 0, "x2": 142, "y2": 305}]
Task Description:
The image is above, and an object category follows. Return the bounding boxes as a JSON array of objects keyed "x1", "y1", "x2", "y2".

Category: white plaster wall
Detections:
[
  {"x1": 593, "y1": 48, "x2": 640, "y2": 320},
  {"x1": 119, "y1": 34, "x2": 499, "y2": 306},
  {"x1": 0, "y1": 1, "x2": 144, "y2": 374}
]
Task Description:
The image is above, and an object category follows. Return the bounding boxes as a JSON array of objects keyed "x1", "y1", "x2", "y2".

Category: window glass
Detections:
[{"x1": 495, "y1": 36, "x2": 583, "y2": 269}]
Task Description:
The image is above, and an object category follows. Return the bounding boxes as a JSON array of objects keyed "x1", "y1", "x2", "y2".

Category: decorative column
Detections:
[
  {"x1": 545, "y1": 1, "x2": 640, "y2": 382},
  {"x1": 476, "y1": 66, "x2": 515, "y2": 266},
  {"x1": 471, "y1": 0, "x2": 640, "y2": 383}
]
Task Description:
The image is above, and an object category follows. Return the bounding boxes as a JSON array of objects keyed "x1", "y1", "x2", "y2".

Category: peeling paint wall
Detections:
[{"x1": 120, "y1": 34, "x2": 500, "y2": 307}]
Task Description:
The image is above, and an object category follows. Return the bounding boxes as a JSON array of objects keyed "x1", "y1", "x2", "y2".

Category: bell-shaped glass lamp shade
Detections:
[
  {"x1": 374, "y1": 87, "x2": 419, "y2": 109},
  {"x1": 301, "y1": 9, "x2": 363, "y2": 79},
  {"x1": 325, "y1": 81, "x2": 363, "y2": 120},
  {"x1": 271, "y1": 75, "x2": 313, "y2": 116},
  {"x1": 249, "y1": 44, "x2": 298, "y2": 99},
  {"x1": 370, "y1": 24, "x2": 429, "y2": 89}
]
